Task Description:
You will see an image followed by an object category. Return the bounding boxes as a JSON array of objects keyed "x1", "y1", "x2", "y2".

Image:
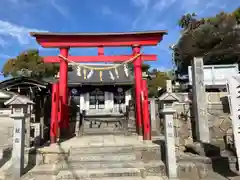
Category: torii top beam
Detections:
[{"x1": 30, "y1": 30, "x2": 167, "y2": 48}]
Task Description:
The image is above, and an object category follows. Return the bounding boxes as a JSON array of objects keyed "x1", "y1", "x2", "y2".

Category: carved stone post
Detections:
[
  {"x1": 191, "y1": 57, "x2": 210, "y2": 143},
  {"x1": 227, "y1": 75, "x2": 240, "y2": 174},
  {"x1": 149, "y1": 98, "x2": 157, "y2": 133},
  {"x1": 4, "y1": 95, "x2": 34, "y2": 179},
  {"x1": 159, "y1": 80, "x2": 180, "y2": 179},
  {"x1": 161, "y1": 108, "x2": 177, "y2": 178}
]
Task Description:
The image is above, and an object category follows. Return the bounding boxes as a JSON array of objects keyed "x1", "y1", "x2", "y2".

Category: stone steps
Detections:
[
  {"x1": 68, "y1": 152, "x2": 136, "y2": 161},
  {"x1": 17, "y1": 135, "x2": 166, "y2": 179},
  {"x1": 21, "y1": 165, "x2": 144, "y2": 180},
  {"x1": 56, "y1": 167, "x2": 143, "y2": 179},
  {"x1": 70, "y1": 145, "x2": 137, "y2": 154},
  {"x1": 82, "y1": 127, "x2": 126, "y2": 134},
  {"x1": 83, "y1": 130, "x2": 125, "y2": 136},
  {"x1": 24, "y1": 176, "x2": 167, "y2": 180},
  {"x1": 2, "y1": 164, "x2": 57, "y2": 180},
  {"x1": 56, "y1": 160, "x2": 165, "y2": 171},
  {"x1": 20, "y1": 160, "x2": 166, "y2": 179}
]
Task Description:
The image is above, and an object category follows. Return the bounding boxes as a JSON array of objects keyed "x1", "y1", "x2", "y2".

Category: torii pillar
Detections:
[
  {"x1": 133, "y1": 45, "x2": 143, "y2": 135},
  {"x1": 30, "y1": 31, "x2": 167, "y2": 139},
  {"x1": 59, "y1": 48, "x2": 69, "y2": 135}
]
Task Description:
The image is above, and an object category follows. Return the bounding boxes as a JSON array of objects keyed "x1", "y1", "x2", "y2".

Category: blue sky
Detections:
[{"x1": 0, "y1": 0, "x2": 238, "y2": 80}]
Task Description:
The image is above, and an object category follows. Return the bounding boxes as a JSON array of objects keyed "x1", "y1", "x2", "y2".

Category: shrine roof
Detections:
[
  {"x1": 30, "y1": 30, "x2": 167, "y2": 37},
  {"x1": 68, "y1": 64, "x2": 133, "y2": 86},
  {"x1": 0, "y1": 77, "x2": 49, "y2": 89}
]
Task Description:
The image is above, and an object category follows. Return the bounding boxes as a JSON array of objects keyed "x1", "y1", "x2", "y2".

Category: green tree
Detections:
[
  {"x1": 148, "y1": 70, "x2": 169, "y2": 97},
  {"x1": 2, "y1": 49, "x2": 59, "y2": 79},
  {"x1": 175, "y1": 8, "x2": 240, "y2": 75},
  {"x1": 128, "y1": 63, "x2": 150, "y2": 73},
  {"x1": 129, "y1": 63, "x2": 170, "y2": 97}
]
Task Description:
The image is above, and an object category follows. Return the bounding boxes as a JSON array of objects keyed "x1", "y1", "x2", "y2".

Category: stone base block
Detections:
[
  {"x1": 136, "y1": 146, "x2": 162, "y2": 162},
  {"x1": 143, "y1": 161, "x2": 166, "y2": 176}
]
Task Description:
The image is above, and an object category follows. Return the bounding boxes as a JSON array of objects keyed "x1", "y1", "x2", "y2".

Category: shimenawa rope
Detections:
[{"x1": 58, "y1": 53, "x2": 142, "y2": 71}]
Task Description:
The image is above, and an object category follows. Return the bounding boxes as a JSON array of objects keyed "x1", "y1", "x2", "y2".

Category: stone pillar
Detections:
[
  {"x1": 4, "y1": 95, "x2": 34, "y2": 179},
  {"x1": 11, "y1": 113, "x2": 25, "y2": 179},
  {"x1": 149, "y1": 98, "x2": 157, "y2": 132},
  {"x1": 25, "y1": 116, "x2": 31, "y2": 148},
  {"x1": 33, "y1": 123, "x2": 40, "y2": 146},
  {"x1": 25, "y1": 103, "x2": 32, "y2": 148},
  {"x1": 227, "y1": 76, "x2": 240, "y2": 173},
  {"x1": 191, "y1": 57, "x2": 210, "y2": 143},
  {"x1": 161, "y1": 108, "x2": 177, "y2": 179}
]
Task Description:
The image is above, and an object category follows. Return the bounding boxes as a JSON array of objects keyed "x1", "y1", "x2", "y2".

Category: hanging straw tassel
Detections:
[
  {"x1": 109, "y1": 71, "x2": 115, "y2": 80},
  {"x1": 124, "y1": 64, "x2": 129, "y2": 77},
  {"x1": 83, "y1": 69, "x2": 87, "y2": 79},
  {"x1": 99, "y1": 71, "x2": 103, "y2": 81},
  {"x1": 114, "y1": 67, "x2": 119, "y2": 78},
  {"x1": 77, "y1": 66, "x2": 81, "y2": 76},
  {"x1": 87, "y1": 70, "x2": 94, "y2": 79}
]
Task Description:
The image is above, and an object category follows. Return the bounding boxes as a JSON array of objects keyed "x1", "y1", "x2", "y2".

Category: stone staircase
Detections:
[
  {"x1": 82, "y1": 116, "x2": 128, "y2": 136},
  {"x1": 0, "y1": 135, "x2": 220, "y2": 180},
  {"x1": 18, "y1": 136, "x2": 166, "y2": 180}
]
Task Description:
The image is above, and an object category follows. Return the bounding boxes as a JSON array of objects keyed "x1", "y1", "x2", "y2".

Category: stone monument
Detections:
[
  {"x1": 227, "y1": 75, "x2": 240, "y2": 173},
  {"x1": 191, "y1": 57, "x2": 210, "y2": 143},
  {"x1": 4, "y1": 95, "x2": 34, "y2": 179},
  {"x1": 159, "y1": 80, "x2": 180, "y2": 179},
  {"x1": 149, "y1": 98, "x2": 157, "y2": 133}
]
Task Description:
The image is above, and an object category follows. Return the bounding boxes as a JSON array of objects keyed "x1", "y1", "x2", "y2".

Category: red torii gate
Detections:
[{"x1": 30, "y1": 31, "x2": 167, "y2": 143}]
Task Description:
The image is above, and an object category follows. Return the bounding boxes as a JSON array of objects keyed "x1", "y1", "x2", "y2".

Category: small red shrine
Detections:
[{"x1": 30, "y1": 31, "x2": 167, "y2": 143}]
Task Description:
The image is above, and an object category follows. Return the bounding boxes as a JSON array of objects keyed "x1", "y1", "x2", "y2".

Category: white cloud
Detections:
[
  {"x1": 153, "y1": 0, "x2": 176, "y2": 11},
  {"x1": 8, "y1": 0, "x2": 18, "y2": 3},
  {"x1": 0, "y1": 20, "x2": 47, "y2": 46},
  {"x1": 50, "y1": 0, "x2": 69, "y2": 19},
  {"x1": 4, "y1": 0, "x2": 69, "y2": 19},
  {"x1": 181, "y1": 0, "x2": 227, "y2": 14},
  {"x1": 0, "y1": 53, "x2": 11, "y2": 59},
  {"x1": 100, "y1": 6, "x2": 130, "y2": 25},
  {"x1": 102, "y1": 6, "x2": 112, "y2": 15},
  {"x1": 131, "y1": 0, "x2": 174, "y2": 30},
  {"x1": 131, "y1": 0, "x2": 149, "y2": 10},
  {"x1": 0, "y1": 37, "x2": 8, "y2": 47},
  {"x1": 156, "y1": 66, "x2": 172, "y2": 72}
]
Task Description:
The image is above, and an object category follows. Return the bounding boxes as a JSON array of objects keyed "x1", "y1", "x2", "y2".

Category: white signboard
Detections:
[{"x1": 189, "y1": 64, "x2": 239, "y2": 86}]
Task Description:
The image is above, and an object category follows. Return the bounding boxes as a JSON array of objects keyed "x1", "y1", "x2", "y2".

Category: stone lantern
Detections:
[
  {"x1": 5, "y1": 95, "x2": 33, "y2": 115},
  {"x1": 4, "y1": 95, "x2": 34, "y2": 179},
  {"x1": 159, "y1": 92, "x2": 180, "y2": 110},
  {"x1": 158, "y1": 84, "x2": 180, "y2": 179}
]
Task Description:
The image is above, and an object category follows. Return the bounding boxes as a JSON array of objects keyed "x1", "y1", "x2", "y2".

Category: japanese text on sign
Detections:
[
  {"x1": 15, "y1": 128, "x2": 20, "y2": 133},
  {"x1": 168, "y1": 122, "x2": 173, "y2": 128}
]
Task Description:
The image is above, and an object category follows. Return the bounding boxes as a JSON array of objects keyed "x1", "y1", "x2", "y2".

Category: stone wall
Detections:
[
  {"x1": 0, "y1": 117, "x2": 13, "y2": 149},
  {"x1": 160, "y1": 92, "x2": 232, "y2": 151}
]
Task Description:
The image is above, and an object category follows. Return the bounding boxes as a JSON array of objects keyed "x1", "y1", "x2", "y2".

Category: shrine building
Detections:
[{"x1": 67, "y1": 63, "x2": 133, "y2": 114}]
